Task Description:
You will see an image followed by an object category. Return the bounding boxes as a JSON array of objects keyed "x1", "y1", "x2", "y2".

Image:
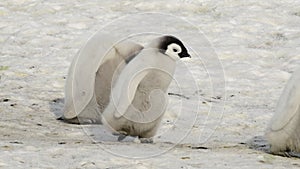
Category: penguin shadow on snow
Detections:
[
  {"x1": 49, "y1": 98, "x2": 86, "y2": 125},
  {"x1": 49, "y1": 98, "x2": 64, "y2": 119}
]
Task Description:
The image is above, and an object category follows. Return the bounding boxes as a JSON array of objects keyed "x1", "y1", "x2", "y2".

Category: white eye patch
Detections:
[
  {"x1": 168, "y1": 43, "x2": 181, "y2": 53},
  {"x1": 165, "y1": 43, "x2": 182, "y2": 60}
]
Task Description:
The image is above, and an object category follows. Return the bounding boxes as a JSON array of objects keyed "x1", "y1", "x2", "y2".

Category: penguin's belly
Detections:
[
  {"x1": 118, "y1": 71, "x2": 173, "y2": 138},
  {"x1": 132, "y1": 71, "x2": 171, "y2": 111}
]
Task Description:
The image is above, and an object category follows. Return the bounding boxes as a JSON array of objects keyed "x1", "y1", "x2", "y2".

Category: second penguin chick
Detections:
[{"x1": 266, "y1": 68, "x2": 300, "y2": 157}]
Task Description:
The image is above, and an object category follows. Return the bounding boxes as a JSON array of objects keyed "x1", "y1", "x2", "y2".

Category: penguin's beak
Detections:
[{"x1": 180, "y1": 52, "x2": 191, "y2": 58}]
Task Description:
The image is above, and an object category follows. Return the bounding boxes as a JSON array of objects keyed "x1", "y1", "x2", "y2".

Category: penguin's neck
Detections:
[{"x1": 146, "y1": 40, "x2": 178, "y2": 62}]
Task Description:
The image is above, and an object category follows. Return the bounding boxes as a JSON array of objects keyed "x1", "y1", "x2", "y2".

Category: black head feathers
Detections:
[{"x1": 158, "y1": 35, "x2": 190, "y2": 58}]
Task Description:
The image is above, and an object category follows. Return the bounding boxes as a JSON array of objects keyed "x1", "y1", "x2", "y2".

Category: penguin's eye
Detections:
[{"x1": 167, "y1": 43, "x2": 181, "y2": 56}]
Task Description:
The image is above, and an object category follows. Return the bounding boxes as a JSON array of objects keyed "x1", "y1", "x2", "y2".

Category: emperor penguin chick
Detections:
[
  {"x1": 101, "y1": 35, "x2": 191, "y2": 142},
  {"x1": 61, "y1": 32, "x2": 143, "y2": 124},
  {"x1": 266, "y1": 68, "x2": 300, "y2": 156}
]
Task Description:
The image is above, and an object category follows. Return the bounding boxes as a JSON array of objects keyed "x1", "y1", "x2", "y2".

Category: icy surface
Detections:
[{"x1": 1, "y1": 0, "x2": 300, "y2": 168}]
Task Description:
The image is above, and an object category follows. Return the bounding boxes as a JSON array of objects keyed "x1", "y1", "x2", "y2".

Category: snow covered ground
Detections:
[{"x1": 1, "y1": 0, "x2": 300, "y2": 168}]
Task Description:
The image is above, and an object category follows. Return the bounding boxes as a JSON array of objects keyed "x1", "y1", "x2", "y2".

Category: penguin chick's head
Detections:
[{"x1": 158, "y1": 35, "x2": 191, "y2": 60}]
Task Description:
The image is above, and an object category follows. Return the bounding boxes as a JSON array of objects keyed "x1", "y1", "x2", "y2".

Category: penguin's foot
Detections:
[
  {"x1": 139, "y1": 137, "x2": 153, "y2": 144},
  {"x1": 113, "y1": 131, "x2": 128, "y2": 141},
  {"x1": 286, "y1": 152, "x2": 300, "y2": 158},
  {"x1": 274, "y1": 151, "x2": 300, "y2": 158}
]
